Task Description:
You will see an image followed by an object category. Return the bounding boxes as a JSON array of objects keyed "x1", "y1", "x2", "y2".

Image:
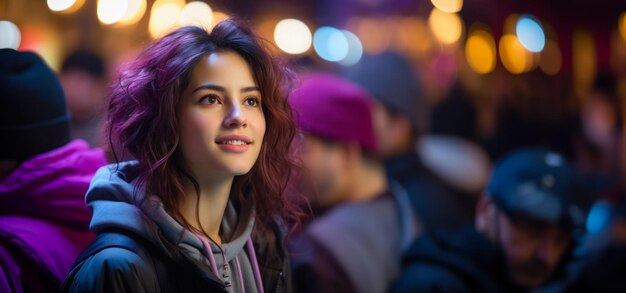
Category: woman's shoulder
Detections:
[{"x1": 66, "y1": 246, "x2": 159, "y2": 292}]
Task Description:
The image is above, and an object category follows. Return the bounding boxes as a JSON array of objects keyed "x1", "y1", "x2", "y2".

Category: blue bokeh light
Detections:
[
  {"x1": 313, "y1": 26, "x2": 349, "y2": 62},
  {"x1": 339, "y1": 30, "x2": 363, "y2": 66},
  {"x1": 586, "y1": 201, "x2": 612, "y2": 234},
  {"x1": 516, "y1": 15, "x2": 545, "y2": 52}
]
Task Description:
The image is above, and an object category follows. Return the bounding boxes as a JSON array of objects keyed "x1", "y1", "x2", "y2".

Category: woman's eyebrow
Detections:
[
  {"x1": 192, "y1": 84, "x2": 259, "y2": 94},
  {"x1": 192, "y1": 83, "x2": 226, "y2": 94},
  {"x1": 241, "y1": 86, "x2": 260, "y2": 93}
]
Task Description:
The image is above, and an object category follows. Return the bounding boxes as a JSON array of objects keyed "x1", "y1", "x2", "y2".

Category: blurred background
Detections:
[
  {"x1": 4, "y1": 1, "x2": 626, "y2": 288},
  {"x1": 2, "y1": 0, "x2": 626, "y2": 162}
]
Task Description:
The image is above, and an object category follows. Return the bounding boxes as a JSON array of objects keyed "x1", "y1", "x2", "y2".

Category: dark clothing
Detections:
[
  {"x1": 290, "y1": 187, "x2": 418, "y2": 293},
  {"x1": 62, "y1": 227, "x2": 290, "y2": 293},
  {"x1": 566, "y1": 244, "x2": 626, "y2": 292},
  {"x1": 61, "y1": 161, "x2": 292, "y2": 293},
  {"x1": 386, "y1": 152, "x2": 478, "y2": 231},
  {"x1": 537, "y1": 243, "x2": 626, "y2": 293},
  {"x1": 392, "y1": 226, "x2": 521, "y2": 293},
  {"x1": 290, "y1": 232, "x2": 357, "y2": 293}
]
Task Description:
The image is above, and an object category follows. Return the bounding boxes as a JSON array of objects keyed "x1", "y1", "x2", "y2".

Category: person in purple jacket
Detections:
[{"x1": 0, "y1": 48, "x2": 108, "y2": 292}]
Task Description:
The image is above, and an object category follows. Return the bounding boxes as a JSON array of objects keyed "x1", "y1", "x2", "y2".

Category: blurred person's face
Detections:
[
  {"x1": 178, "y1": 50, "x2": 265, "y2": 180},
  {"x1": 477, "y1": 196, "x2": 571, "y2": 289},
  {"x1": 60, "y1": 69, "x2": 106, "y2": 122},
  {"x1": 582, "y1": 92, "x2": 618, "y2": 148},
  {"x1": 371, "y1": 101, "x2": 412, "y2": 157},
  {"x1": 298, "y1": 135, "x2": 350, "y2": 208}
]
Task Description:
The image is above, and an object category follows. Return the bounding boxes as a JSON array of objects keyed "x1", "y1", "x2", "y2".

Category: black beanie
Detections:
[{"x1": 0, "y1": 49, "x2": 70, "y2": 161}]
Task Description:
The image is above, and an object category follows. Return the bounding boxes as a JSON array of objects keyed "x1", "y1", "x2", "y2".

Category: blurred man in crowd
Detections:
[
  {"x1": 393, "y1": 149, "x2": 591, "y2": 292},
  {"x1": 288, "y1": 74, "x2": 418, "y2": 293},
  {"x1": 343, "y1": 51, "x2": 490, "y2": 232}
]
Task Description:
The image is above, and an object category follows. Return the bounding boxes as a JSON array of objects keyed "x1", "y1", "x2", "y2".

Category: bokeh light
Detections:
[
  {"x1": 313, "y1": 26, "x2": 349, "y2": 62},
  {"x1": 149, "y1": 0, "x2": 184, "y2": 38},
  {"x1": 97, "y1": 0, "x2": 128, "y2": 25},
  {"x1": 274, "y1": 19, "x2": 312, "y2": 55},
  {"x1": 0, "y1": 21, "x2": 21, "y2": 50},
  {"x1": 47, "y1": 0, "x2": 84, "y2": 13},
  {"x1": 339, "y1": 30, "x2": 363, "y2": 66},
  {"x1": 118, "y1": 0, "x2": 147, "y2": 26},
  {"x1": 516, "y1": 15, "x2": 545, "y2": 52},
  {"x1": 393, "y1": 17, "x2": 433, "y2": 58},
  {"x1": 539, "y1": 40, "x2": 562, "y2": 75},
  {"x1": 465, "y1": 27, "x2": 496, "y2": 74},
  {"x1": 573, "y1": 30, "x2": 597, "y2": 94},
  {"x1": 18, "y1": 24, "x2": 62, "y2": 71},
  {"x1": 586, "y1": 201, "x2": 611, "y2": 234},
  {"x1": 179, "y1": 1, "x2": 213, "y2": 28},
  {"x1": 428, "y1": 8, "x2": 463, "y2": 45},
  {"x1": 347, "y1": 17, "x2": 391, "y2": 54},
  {"x1": 499, "y1": 34, "x2": 532, "y2": 74},
  {"x1": 503, "y1": 14, "x2": 519, "y2": 35},
  {"x1": 430, "y1": 0, "x2": 463, "y2": 13},
  {"x1": 619, "y1": 12, "x2": 626, "y2": 41},
  {"x1": 210, "y1": 11, "x2": 230, "y2": 29}
]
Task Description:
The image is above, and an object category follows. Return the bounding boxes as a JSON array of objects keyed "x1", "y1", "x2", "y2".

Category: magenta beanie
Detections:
[{"x1": 289, "y1": 73, "x2": 378, "y2": 153}]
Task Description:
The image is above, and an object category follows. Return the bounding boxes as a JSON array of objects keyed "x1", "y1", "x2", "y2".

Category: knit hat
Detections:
[
  {"x1": 289, "y1": 73, "x2": 378, "y2": 153},
  {"x1": 0, "y1": 49, "x2": 70, "y2": 161},
  {"x1": 487, "y1": 149, "x2": 590, "y2": 232},
  {"x1": 342, "y1": 51, "x2": 424, "y2": 131}
]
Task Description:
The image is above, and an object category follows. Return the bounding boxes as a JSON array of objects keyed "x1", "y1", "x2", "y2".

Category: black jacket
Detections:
[
  {"x1": 60, "y1": 162, "x2": 292, "y2": 293},
  {"x1": 61, "y1": 224, "x2": 291, "y2": 293},
  {"x1": 392, "y1": 226, "x2": 521, "y2": 293}
]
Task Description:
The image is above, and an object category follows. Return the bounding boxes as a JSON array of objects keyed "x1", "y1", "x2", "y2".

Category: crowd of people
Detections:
[{"x1": 1, "y1": 18, "x2": 624, "y2": 292}]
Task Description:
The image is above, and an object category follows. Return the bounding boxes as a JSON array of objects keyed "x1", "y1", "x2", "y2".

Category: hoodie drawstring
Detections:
[
  {"x1": 247, "y1": 237, "x2": 264, "y2": 293},
  {"x1": 196, "y1": 234, "x2": 220, "y2": 278},
  {"x1": 235, "y1": 255, "x2": 245, "y2": 293},
  {"x1": 196, "y1": 233, "x2": 264, "y2": 293}
]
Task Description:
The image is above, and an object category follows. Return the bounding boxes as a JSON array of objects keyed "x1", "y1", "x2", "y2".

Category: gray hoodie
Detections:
[{"x1": 71, "y1": 161, "x2": 264, "y2": 292}]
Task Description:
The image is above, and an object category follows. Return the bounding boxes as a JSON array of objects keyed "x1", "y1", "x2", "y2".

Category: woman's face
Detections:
[{"x1": 178, "y1": 50, "x2": 266, "y2": 180}]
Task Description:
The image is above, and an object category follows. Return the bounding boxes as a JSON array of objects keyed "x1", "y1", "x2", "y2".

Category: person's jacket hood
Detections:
[
  {"x1": 0, "y1": 139, "x2": 105, "y2": 229},
  {"x1": 86, "y1": 161, "x2": 256, "y2": 279},
  {"x1": 0, "y1": 140, "x2": 106, "y2": 288}
]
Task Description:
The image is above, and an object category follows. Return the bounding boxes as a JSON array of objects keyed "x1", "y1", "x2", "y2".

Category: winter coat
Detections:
[
  {"x1": 0, "y1": 140, "x2": 107, "y2": 292},
  {"x1": 62, "y1": 161, "x2": 292, "y2": 293}
]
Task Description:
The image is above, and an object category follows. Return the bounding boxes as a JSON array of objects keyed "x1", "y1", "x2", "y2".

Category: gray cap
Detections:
[{"x1": 341, "y1": 51, "x2": 424, "y2": 132}]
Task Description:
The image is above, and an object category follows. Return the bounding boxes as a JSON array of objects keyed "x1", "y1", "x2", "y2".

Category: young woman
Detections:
[{"x1": 62, "y1": 19, "x2": 300, "y2": 292}]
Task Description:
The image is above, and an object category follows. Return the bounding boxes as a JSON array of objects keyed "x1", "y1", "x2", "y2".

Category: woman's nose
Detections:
[{"x1": 223, "y1": 103, "x2": 247, "y2": 128}]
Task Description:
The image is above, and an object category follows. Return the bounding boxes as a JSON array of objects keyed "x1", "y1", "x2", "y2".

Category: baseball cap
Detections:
[{"x1": 487, "y1": 148, "x2": 589, "y2": 231}]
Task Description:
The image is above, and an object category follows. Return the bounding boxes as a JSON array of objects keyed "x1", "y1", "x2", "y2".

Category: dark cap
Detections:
[{"x1": 487, "y1": 149, "x2": 588, "y2": 231}]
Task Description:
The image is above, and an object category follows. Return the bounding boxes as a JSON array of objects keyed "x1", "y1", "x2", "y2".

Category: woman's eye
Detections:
[
  {"x1": 245, "y1": 97, "x2": 260, "y2": 107},
  {"x1": 201, "y1": 95, "x2": 219, "y2": 104}
]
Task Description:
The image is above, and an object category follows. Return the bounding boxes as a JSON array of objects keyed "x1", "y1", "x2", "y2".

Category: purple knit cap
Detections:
[{"x1": 289, "y1": 73, "x2": 378, "y2": 153}]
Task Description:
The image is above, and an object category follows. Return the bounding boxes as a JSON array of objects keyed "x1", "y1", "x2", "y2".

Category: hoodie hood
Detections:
[
  {"x1": 86, "y1": 161, "x2": 255, "y2": 270},
  {"x1": 0, "y1": 139, "x2": 104, "y2": 285},
  {"x1": 0, "y1": 139, "x2": 106, "y2": 230}
]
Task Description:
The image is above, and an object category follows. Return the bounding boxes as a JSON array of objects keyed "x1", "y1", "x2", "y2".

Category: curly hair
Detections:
[{"x1": 106, "y1": 19, "x2": 301, "y2": 239}]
